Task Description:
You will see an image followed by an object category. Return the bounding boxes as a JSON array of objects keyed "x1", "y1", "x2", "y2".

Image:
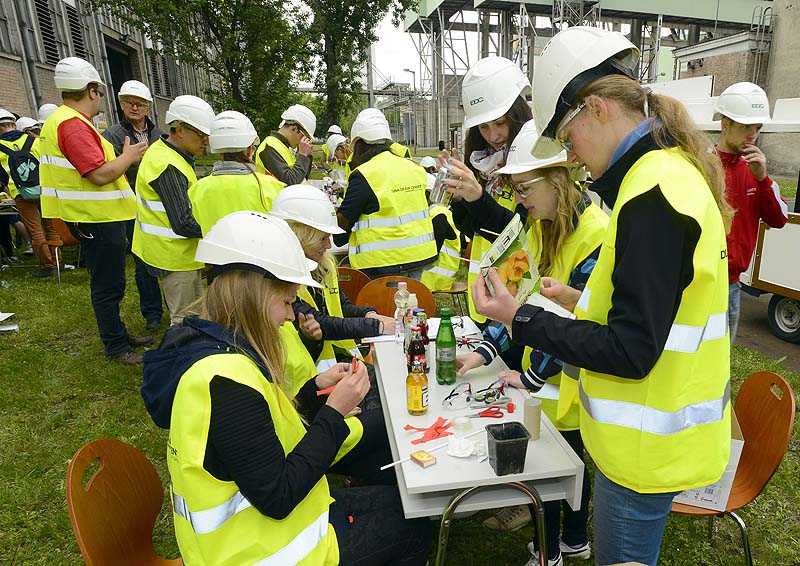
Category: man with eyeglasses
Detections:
[
  {"x1": 255, "y1": 103, "x2": 316, "y2": 184},
  {"x1": 131, "y1": 95, "x2": 215, "y2": 327},
  {"x1": 40, "y1": 57, "x2": 150, "y2": 364},
  {"x1": 103, "y1": 80, "x2": 164, "y2": 332}
]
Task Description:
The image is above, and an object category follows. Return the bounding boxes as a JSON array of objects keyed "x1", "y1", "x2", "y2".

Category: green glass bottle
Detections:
[{"x1": 436, "y1": 307, "x2": 457, "y2": 385}]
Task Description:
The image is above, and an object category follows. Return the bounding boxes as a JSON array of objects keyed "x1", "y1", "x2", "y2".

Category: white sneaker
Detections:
[
  {"x1": 524, "y1": 545, "x2": 563, "y2": 566},
  {"x1": 559, "y1": 539, "x2": 591, "y2": 559},
  {"x1": 482, "y1": 504, "x2": 531, "y2": 532}
]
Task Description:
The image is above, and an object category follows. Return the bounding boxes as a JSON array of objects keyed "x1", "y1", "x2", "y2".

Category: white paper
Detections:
[
  {"x1": 0, "y1": 312, "x2": 14, "y2": 322},
  {"x1": 530, "y1": 383, "x2": 560, "y2": 401},
  {"x1": 362, "y1": 334, "x2": 396, "y2": 344},
  {"x1": 524, "y1": 293, "x2": 576, "y2": 319},
  {"x1": 427, "y1": 316, "x2": 482, "y2": 340}
]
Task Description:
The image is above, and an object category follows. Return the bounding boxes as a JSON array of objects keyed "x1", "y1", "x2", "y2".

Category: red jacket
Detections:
[{"x1": 718, "y1": 148, "x2": 788, "y2": 283}]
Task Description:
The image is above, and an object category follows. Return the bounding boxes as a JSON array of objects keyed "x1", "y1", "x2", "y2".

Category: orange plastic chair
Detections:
[
  {"x1": 671, "y1": 371, "x2": 795, "y2": 565},
  {"x1": 43, "y1": 218, "x2": 81, "y2": 287},
  {"x1": 355, "y1": 276, "x2": 437, "y2": 317},
  {"x1": 66, "y1": 438, "x2": 183, "y2": 566},
  {"x1": 337, "y1": 266, "x2": 370, "y2": 303}
]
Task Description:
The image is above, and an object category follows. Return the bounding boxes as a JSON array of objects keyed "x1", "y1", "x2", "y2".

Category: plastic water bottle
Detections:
[
  {"x1": 394, "y1": 282, "x2": 410, "y2": 344},
  {"x1": 404, "y1": 293, "x2": 419, "y2": 351}
]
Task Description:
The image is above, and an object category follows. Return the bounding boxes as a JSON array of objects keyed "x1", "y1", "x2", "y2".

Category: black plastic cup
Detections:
[{"x1": 486, "y1": 422, "x2": 531, "y2": 476}]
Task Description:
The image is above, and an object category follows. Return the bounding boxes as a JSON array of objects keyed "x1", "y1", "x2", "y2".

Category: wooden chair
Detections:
[
  {"x1": 355, "y1": 276, "x2": 437, "y2": 317},
  {"x1": 43, "y1": 218, "x2": 81, "y2": 287},
  {"x1": 433, "y1": 281, "x2": 469, "y2": 316},
  {"x1": 671, "y1": 371, "x2": 795, "y2": 565},
  {"x1": 337, "y1": 266, "x2": 370, "y2": 303},
  {"x1": 66, "y1": 438, "x2": 183, "y2": 566}
]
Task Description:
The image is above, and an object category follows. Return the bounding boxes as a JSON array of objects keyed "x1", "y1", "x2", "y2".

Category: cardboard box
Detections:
[{"x1": 673, "y1": 410, "x2": 744, "y2": 512}]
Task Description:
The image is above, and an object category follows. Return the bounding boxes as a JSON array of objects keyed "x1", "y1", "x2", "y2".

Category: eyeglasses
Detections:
[
  {"x1": 120, "y1": 99, "x2": 152, "y2": 110},
  {"x1": 555, "y1": 101, "x2": 586, "y2": 152},
  {"x1": 442, "y1": 383, "x2": 474, "y2": 410},
  {"x1": 182, "y1": 122, "x2": 208, "y2": 140},
  {"x1": 511, "y1": 175, "x2": 546, "y2": 199}
]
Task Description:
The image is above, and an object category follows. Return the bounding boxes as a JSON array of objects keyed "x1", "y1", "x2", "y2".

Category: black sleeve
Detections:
[
  {"x1": 333, "y1": 171, "x2": 379, "y2": 247},
  {"x1": 205, "y1": 375, "x2": 349, "y2": 520},
  {"x1": 510, "y1": 187, "x2": 698, "y2": 379},
  {"x1": 258, "y1": 145, "x2": 311, "y2": 185},
  {"x1": 293, "y1": 296, "x2": 380, "y2": 341},
  {"x1": 450, "y1": 199, "x2": 476, "y2": 238},
  {"x1": 432, "y1": 212, "x2": 457, "y2": 252},
  {"x1": 152, "y1": 165, "x2": 203, "y2": 238}
]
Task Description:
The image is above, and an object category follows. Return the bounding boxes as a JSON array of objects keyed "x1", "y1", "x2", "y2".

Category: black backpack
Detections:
[{"x1": 0, "y1": 136, "x2": 40, "y2": 200}]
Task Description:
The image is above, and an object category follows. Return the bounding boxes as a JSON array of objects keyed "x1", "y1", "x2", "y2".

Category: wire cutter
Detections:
[{"x1": 464, "y1": 406, "x2": 504, "y2": 419}]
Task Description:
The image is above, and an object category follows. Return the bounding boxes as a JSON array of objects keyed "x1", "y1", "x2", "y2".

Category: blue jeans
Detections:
[
  {"x1": 728, "y1": 282, "x2": 740, "y2": 344},
  {"x1": 592, "y1": 470, "x2": 679, "y2": 566},
  {"x1": 126, "y1": 219, "x2": 163, "y2": 325}
]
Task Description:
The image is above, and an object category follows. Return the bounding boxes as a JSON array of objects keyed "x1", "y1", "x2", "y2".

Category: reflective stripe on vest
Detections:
[
  {"x1": 39, "y1": 154, "x2": 76, "y2": 169},
  {"x1": 349, "y1": 232, "x2": 434, "y2": 255},
  {"x1": 580, "y1": 379, "x2": 730, "y2": 436},
  {"x1": 426, "y1": 265, "x2": 457, "y2": 278},
  {"x1": 40, "y1": 186, "x2": 134, "y2": 201},
  {"x1": 137, "y1": 191, "x2": 166, "y2": 213},
  {"x1": 252, "y1": 511, "x2": 330, "y2": 566},
  {"x1": 351, "y1": 209, "x2": 429, "y2": 231},
  {"x1": 173, "y1": 489, "x2": 252, "y2": 535},
  {"x1": 664, "y1": 312, "x2": 728, "y2": 353},
  {"x1": 316, "y1": 346, "x2": 360, "y2": 373},
  {"x1": 138, "y1": 221, "x2": 185, "y2": 239}
]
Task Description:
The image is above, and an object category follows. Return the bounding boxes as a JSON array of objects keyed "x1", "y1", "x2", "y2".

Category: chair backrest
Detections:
[
  {"x1": 728, "y1": 371, "x2": 796, "y2": 510},
  {"x1": 337, "y1": 267, "x2": 370, "y2": 303},
  {"x1": 51, "y1": 218, "x2": 80, "y2": 247},
  {"x1": 66, "y1": 438, "x2": 183, "y2": 566},
  {"x1": 355, "y1": 276, "x2": 437, "y2": 317}
]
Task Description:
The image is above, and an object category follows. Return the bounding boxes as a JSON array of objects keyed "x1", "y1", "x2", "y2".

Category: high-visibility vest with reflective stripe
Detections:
[
  {"x1": 465, "y1": 184, "x2": 537, "y2": 323},
  {"x1": 39, "y1": 105, "x2": 135, "y2": 222},
  {"x1": 190, "y1": 170, "x2": 284, "y2": 235},
  {"x1": 522, "y1": 201, "x2": 608, "y2": 431},
  {"x1": 255, "y1": 135, "x2": 296, "y2": 174},
  {"x1": 169, "y1": 352, "x2": 339, "y2": 565},
  {"x1": 322, "y1": 143, "x2": 331, "y2": 162},
  {"x1": 131, "y1": 139, "x2": 201, "y2": 271},
  {"x1": 390, "y1": 142, "x2": 412, "y2": 159},
  {"x1": 575, "y1": 148, "x2": 730, "y2": 494},
  {"x1": 0, "y1": 135, "x2": 38, "y2": 199},
  {"x1": 297, "y1": 275, "x2": 362, "y2": 373},
  {"x1": 422, "y1": 204, "x2": 462, "y2": 292},
  {"x1": 348, "y1": 151, "x2": 436, "y2": 270}
]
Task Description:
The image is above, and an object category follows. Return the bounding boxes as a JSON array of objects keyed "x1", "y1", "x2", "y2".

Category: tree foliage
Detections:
[{"x1": 86, "y1": 0, "x2": 311, "y2": 135}]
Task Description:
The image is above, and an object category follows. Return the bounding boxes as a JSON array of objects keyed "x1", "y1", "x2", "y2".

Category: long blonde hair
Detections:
[
  {"x1": 287, "y1": 221, "x2": 336, "y2": 288},
  {"x1": 202, "y1": 270, "x2": 292, "y2": 393},
  {"x1": 535, "y1": 168, "x2": 584, "y2": 278},
  {"x1": 577, "y1": 75, "x2": 734, "y2": 232}
]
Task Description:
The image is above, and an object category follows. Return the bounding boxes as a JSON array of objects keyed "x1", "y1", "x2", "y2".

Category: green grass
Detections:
[
  {"x1": 776, "y1": 177, "x2": 797, "y2": 199},
  {"x1": 1, "y1": 253, "x2": 799, "y2": 564}
]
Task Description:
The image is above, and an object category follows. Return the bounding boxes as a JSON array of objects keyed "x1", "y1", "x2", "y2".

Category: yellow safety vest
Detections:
[
  {"x1": 521, "y1": 201, "x2": 608, "y2": 431},
  {"x1": 389, "y1": 142, "x2": 412, "y2": 159},
  {"x1": 255, "y1": 135, "x2": 296, "y2": 175},
  {"x1": 0, "y1": 135, "x2": 38, "y2": 199},
  {"x1": 348, "y1": 151, "x2": 436, "y2": 270},
  {"x1": 190, "y1": 169, "x2": 284, "y2": 235},
  {"x1": 322, "y1": 143, "x2": 330, "y2": 162},
  {"x1": 131, "y1": 139, "x2": 201, "y2": 272},
  {"x1": 297, "y1": 274, "x2": 362, "y2": 373},
  {"x1": 576, "y1": 148, "x2": 730, "y2": 494},
  {"x1": 169, "y1": 352, "x2": 339, "y2": 565},
  {"x1": 422, "y1": 204, "x2": 462, "y2": 292},
  {"x1": 39, "y1": 105, "x2": 134, "y2": 222},
  {"x1": 466, "y1": 182, "x2": 538, "y2": 323}
]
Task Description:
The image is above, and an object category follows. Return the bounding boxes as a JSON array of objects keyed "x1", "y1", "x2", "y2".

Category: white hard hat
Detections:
[
  {"x1": 16, "y1": 117, "x2": 38, "y2": 131},
  {"x1": 496, "y1": 120, "x2": 576, "y2": 175},
  {"x1": 351, "y1": 108, "x2": 392, "y2": 143},
  {"x1": 280, "y1": 104, "x2": 316, "y2": 138},
  {"x1": 165, "y1": 95, "x2": 215, "y2": 135},
  {"x1": 531, "y1": 26, "x2": 639, "y2": 158},
  {"x1": 209, "y1": 110, "x2": 258, "y2": 153},
  {"x1": 195, "y1": 211, "x2": 321, "y2": 288},
  {"x1": 327, "y1": 124, "x2": 343, "y2": 135},
  {"x1": 713, "y1": 82, "x2": 771, "y2": 125},
  {"x1": 0, "y1": 108, "x2": 16, "y2": 124},
  {"x1": 270, "y1": 184, "x2": 345, "y2": 235},
  {"x1": 38, "y1": 103, "x2": 58, "y2": 124},
  {"x1": 325, "y1": 134, "x2": 347, "y2": 157},
  {"x1": 118, "y1": 80, "x2": 153, "y2": 102},
  {"x1": 461, "y1": 57, "x2": 531, "y2": 130},
  {"x1": 419, "y1": 156, "x2": 436, "y2": 169},
  {"x1": 54, "y1": 57, "x2": 105, "y2": 92}
]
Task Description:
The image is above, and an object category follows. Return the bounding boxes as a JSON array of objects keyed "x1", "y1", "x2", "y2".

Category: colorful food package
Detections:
[{"x1": 479, "y1": 214, "x2": 539, "y2": 304}]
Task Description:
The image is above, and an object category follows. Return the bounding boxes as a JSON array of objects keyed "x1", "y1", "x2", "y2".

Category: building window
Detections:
[
  {"x1": 34, "y1": 0, "x2": 60, "y2": 64},
  {"x1": 0, "y1": 1, "x2": 15, "y2": 55},
  {"x1": 65, "y1": 3, "x2": 86, "y2": 58}
]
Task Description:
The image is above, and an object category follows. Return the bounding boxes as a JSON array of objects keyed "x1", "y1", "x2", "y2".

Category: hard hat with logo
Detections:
[
  {"x1": 195, "y1": 211, "x2": 321, "y2": 288},
  {"x1": 118, "y1": 80, "x2": 153, "y2": 102},
  {"x1": 461, "y1": 56, "x2": 531, "y2": 130},
  {"x1": 165, "y1": 95, "x2": 215, "y2": 135},
  {"x1": 270, "y1": 184, "x2": 345, "y2": 234},
  {"x1": 326, "y1": 134, "x2": 347, "y2": 157},
  {"x1": 496, "y1": 119, "x2": 577, "y2": 175},
  {"x1": 350, "y1": 108, "x2": 392, "y2": 143},
  {"x1": 38, "y1": 103, "x2": 58, "y2": 125},
  {"x1": 531, "y1": 26, "x2": 639, "y2": 158},
  {"x1": 0, "y1": 108, "x2": 16, "y2": 125},
  {"x1": 280, "y1": 104, "x2": 316, "y2": 139},
  {"x1": 209, "y1": 110, "x2": 258, "y2": 153},
  {"x1": 419, "y1": 156, "x2": 436, "y2": 169},
  {"x1": 16, "y1": 117, "x2": 38, "y2": 131},
  {"x1": 327, "y1": 124, "x2": 343, "y2": 135},
  {"x1": 713, "y1": 82, "x2": 771, "y2": 125},
  {"x1": 54, "y1": 57, "x2": 105, "y2": 92}
]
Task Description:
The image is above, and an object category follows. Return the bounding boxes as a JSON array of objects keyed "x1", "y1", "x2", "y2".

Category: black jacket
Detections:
[{"x1": 102, "y1": 115, "x2": 161, "y2": 187}]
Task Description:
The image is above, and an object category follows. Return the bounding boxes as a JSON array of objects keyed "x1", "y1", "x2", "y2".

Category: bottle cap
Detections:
[{"x1": 398, "y1": 282, "x2": 408, "y2": 290}]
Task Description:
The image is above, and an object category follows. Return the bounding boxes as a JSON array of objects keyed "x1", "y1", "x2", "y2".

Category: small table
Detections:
[{"x1": 371, "y1": 330, "x2": 584, "y2": 565}]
